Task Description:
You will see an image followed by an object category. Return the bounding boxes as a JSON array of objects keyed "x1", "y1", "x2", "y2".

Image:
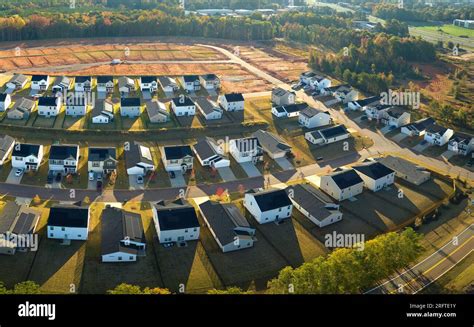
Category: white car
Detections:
[
  {"x1": 88, "y1": 172, "x2": 94, "y2": 181},
  {"x1": 14, "y1": 168, "x2": 24, "y2": 177}
]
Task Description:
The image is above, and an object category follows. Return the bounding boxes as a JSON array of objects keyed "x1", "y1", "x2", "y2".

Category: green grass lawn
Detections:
[{"x1": 416, "y1": 24, "x2": 474, "y2": 38}]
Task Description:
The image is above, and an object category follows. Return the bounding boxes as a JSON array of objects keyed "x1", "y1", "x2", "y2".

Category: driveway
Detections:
[
  {"x1": 207, "y1": 89, "x2": 217, "y2": 97},
  {"x1": 217, "y1": 167, "x2": 236, "y2": 182},
  {"x1": 6, "y1": 168, "x2": 23, "y2": 184},
  {"x1": 142, "y1": 90, "x2": 152, "y2": 100},
  {"x1": 87, "y1": 179, "x2": 97, "y2": 190},
  {"x1": 240, "y1": 162, "x2": 261, "y2": 178},
  {"x1": 170, "y1": 171, "x2": 187, "y2": 188},
  {"x1": 5, "y1": 87, "x2": 14, "y2": 94},
  {"x1": 129, "y1": 174, "x2": 144, "y2": 190},
  {"x1": 391, "y1": 133, "x2": 408, "y2": 142},
  {"x1": 440, "y1": 150, "x2": 457, "y2": 160},
  {"x1": 97, "y1": 91, "x2": 106, "y2": 100},
  {"x1": 379, "y1": 125, "x2": 393, "y2": 134},
  {"x1": 412, "y1": 141, "x2": 432, "y2": 152},
  {"x1": 275, "y1": 157, "x2": 294, "y2": 171}
]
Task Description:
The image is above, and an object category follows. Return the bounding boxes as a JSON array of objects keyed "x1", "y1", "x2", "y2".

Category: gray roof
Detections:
[
  {"x1": 53, "y1": 76, "x2": 70, "y2": 88},
  {"x1": 286, "y1": 184, "x2": 339, "y2": 222},
  {"x1": 425, "y1": 124, "x2": 449, "y2": 135},
  {"x1": 145, "y1": 100, "x2": 169, "y2": 119},
  {"x1": 378, "y1": 156, "x2": 430, "y2": 185},
  {"x1": 272, "y1": 87, "x2": 293, "y2": 97},
  {"x1": 8, "y1": 74, "x2": 28, "y2": 86},
  {"x1": 118, "y1": 76, "x2": 134, "y2": 89},
  {"x1": 253, "y1": 130, "x2": 291, "y2": 155},
  {"x1": 195, "y1": 97, "x2": 220, "y2": 115},
  {"x1": 0, "y1": 134, "x2": 15, "y2": 159},
  {"x1": 49, "y1": 144, "x2": 79, "y2": 161},
  {"x1": 12, "y1": 98, "x2": 35, "y2": 112},
  {"x1": 101, "y1": 206, "x2": 145, "y2": 256},
  {"x1": 199, "y1": 200, "x2": 254, "y2": 245},
  {"x1": 91, "y1": 99, "x2": 113, "y2": 117},
  {"x1": 157, "y1": 76, "x2": 177, "y2": 88},
  {"x1": 193, "y1": 137, "x2": 222, "y2": 161},
  {"x1": 88, "y1": 147, "x2": 117, "y2": 163},
  {"x1": 300, "y1": 106, "x2": 326, "y2": 118},
  {"x1": 125, "y1": 142, "x2": 154, "y2": 169}
]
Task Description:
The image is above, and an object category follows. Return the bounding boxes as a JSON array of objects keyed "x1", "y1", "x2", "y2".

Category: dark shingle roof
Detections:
[
  {"x1": 88, "y1": 147, "x2": 116, "y2": 162},
  {"x1": 249, "y1": 189, "x2": 292, "y2": 212},
  {"x1": 153, "y1": 199, "x2": 199, "y2": 231},
  {"x1": 31, "y1": 75, "x2": 48, "y2": 82},
  {"x1": 121, "y1": 97, "x2": 141, "y2": 107},
  {"x1": 426, "y1": 124, "x2": 448, "y2": 135},
  {"x1": 163, "y1": 145, "x2": 193, "y2": 160},
  {"x1": 283, "y1": 102, "x2": 308, "y2": 113},
  {"x1": 354, "y1": 96, "x2": 381, "y2": 107},
  {"x1": 330, "y1": 169, "x2": 363, "y2": 189},
  {"x1": 286, "y1": 184, "x2": 337, "y2": 221},
  {"x1": 140, "y1": 76, "x2": 156, "y2": 83},
  {"x1": 38, "y1": 97, "x2": 58, "y2": 106},
  {"x1": 182, "y1": 75, "x2": 199, "y2": 83},
  {"x1": 224, "y1": 93, "x2": 244, "y2": 102},
  {"x1": 125, "y1": 142, "x2": 154, "y2": 169},
  {"x1": 12, "y1": 143, "x2": 40, "y2": 157},
  {"x1": 0, "y1": 93, "x2": 9, "y2": 101},
  {"x1": 97, "y1": 76, "x2": 113, "y2": 84},
  {"x1": 172, "y1": 96, "x2": 195, "y2": 107},
  {"x1": 75, "y1": 76, "x2": 91, "y2": 83},
  {"x1": 354, "y1": 162, "x2": 394, "y2": 180},
  {"x1": 253, "y1": 130, "x2": 291, "y2": 154},
  {"x1": 193, "y1": 138, "x2": 219, "y2": 160},
  {"x1": 320, "y1": 125, "x2": 349, "y2": 139},
  {"x1": 0, "y1": 134, "x2": 15, "y2": 158},
  {"x1": 49, "y1": 144, "x2": 78, "y2": 161},
  {"x1": 48, "y1": 205, "x2": 89, "y2": 228}
]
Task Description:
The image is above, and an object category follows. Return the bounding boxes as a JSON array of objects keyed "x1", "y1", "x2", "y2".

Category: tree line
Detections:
[{"x1": 372, "y1": 4, "x2": 474, "y2": 22}]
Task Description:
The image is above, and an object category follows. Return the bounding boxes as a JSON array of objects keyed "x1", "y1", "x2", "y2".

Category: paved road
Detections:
[{"x1": 365, "y1": 223, "x2": 474, "y2": 294}]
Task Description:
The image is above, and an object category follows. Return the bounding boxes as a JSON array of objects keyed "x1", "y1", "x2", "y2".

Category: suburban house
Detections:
[
  {"x1": 48, "y1": 144, "x2": 80, "y2": 174},
  {"x1": 160, "y1": 145, "x2": 194, "y2": 172},
  {"x1": 347, "y1": 95, "x2": 381, "y2": 111},
  {"x1": 448, "y1": 133, "x2": 474, "y2": 156},
  {"x1": 192, "y1": 137, "x2": 230, "y2": 168},
  {"x1": 218, "y1": 93, "x2": 244, "y2": 111},
  {"x1": 244, "y1": 188, "x2": 293, "y2": 224},
  {"x1": 0, "y1": 202, "x2": 41, "y2": 255},
  {"x1": 401, "y1": 117, "x2": 435, "y2": 137},
  {"x1": 74, "y1": 76, "x2": 92, "y2": 92},
  {"x1": 101, "y1": 206, "x2": 146, "y2": 263},
  {"x1": 152, "y1": 199, "x2": 200, "y2": 243},
  {"x1": 0, "y1": 93, "x2": 11, "y2": 111},
  {"x1": 200, "y1": 74, "x2": 220, "y2": 90},
  {"x1": 300, "y1": 71, "x2": 318, "y2": 85},
  {"x1": 0, "y1": 134, "x2": 15, "y2": 166},
  {"x1": 91, "y1": 99, "x2": 114, "y2": 124},
  {"x1": 272, "y1": 102, "x2": 309, "y2": 118},
  {"x1": 229, "y1": 137, "x2": 263, "y2": 163},
  {"x1": 52, "y1": 76, "x2": 71, "y2": 94},
  {"x1": 321, "y1": 84, "x2": 358, "y2": 103},
  {"x1": 88, "y1": 147, "x2": 117, "y2": 175},
  {"x1": 353, "y1": 161, "x2": 395, "y2": 192},
  {"x1": 47, "y1": 204, "x2": 90, "y2": 241},
  {"x1": 181, "y1": 75, "x2": 201, "y2": 92},
  {"x1": 37, "y1": 96, "x2": 61, "y2": 117},
  {"x1": 195, "y1": 97, "x2": 223, "y2": 120},
  {"x1": 317, "y1": 94, "x2": 340, "y2": 107},
  {"x1": 378, "y1": 155, "x2": 431, "y2": 186},
  {"x1": 96, "y1": 76, "x2": 114, "y2": 94},
  {"x1": 423, "y1": 124, "x2": 454, "y2": 146},
  {"x1": 366, "y1": 104, "x2": 395, "y2": 120},
  {"x1": 7, "y1": 98, "x2": 35, "y2": 120},
  {"x1": 171, "y1": 96, "x2": 196, "y2": 116},
  {"x1": 118, "y1": 76, "x2": 136, "y2": 95},
  {"x1": 308, "y1": 75, "x2": 331, "y2": 90},
  {"x1": 380, "y1": 107, "x2": 411, "y2": 128},
  {"x1": 271, "y1": 87, "x2": 296, "y2": 107},
  {"x1": 316, "y1": 168, "x2": 364, "y2": 201},
  {"x1": 125, "y1": 142, "x2": 155, "y2": 175},
  {"x1": 6, "y1": 74, "x2": 28, "y2": 91},
  {"x1": 305, "y1": 124, "x2": 350, "y2": 145},
  {"x1": 120, "y1": 97, "x2": 141, "y2": 117},
  {"x1": 253, "y1": 129, "x2": 292, "y2": 159},
  {"x1": 12, "y1": 143, "x2": 44, "y2": 171},
  {"x1": 30, "y1": 75, "x2": 50, "y2": 91},
  {"x1": 198, "y1": 200, "x2": 255, "y2": 252},
  {"x1": 286, "y1": 184, "x2": 343, "y2": 228},
  {"x1": 139, "y1": 76, "x2": 158, "y2": 92},
  {"x1": 145, "y1": 100, "x2": 169, "y2": 123},
  {"x1": 65, "y1": 93, "x2": 88, "y2": 116},
  {"x1": 157, "y1": 76, "x2": 179, "y2": 93},
  {"x1": 298, "y1": 107, "x2": 331, "y2": 128}
]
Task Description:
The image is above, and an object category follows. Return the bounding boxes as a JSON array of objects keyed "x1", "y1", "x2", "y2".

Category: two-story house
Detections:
[
  {"x1": 199, "y1": 74, "x2": 220, "y2": 90},
  {"x1": 12, "y1": 143, "x2": 44, "y2": 171},
  {"x1": 298, "y1": 107, "x2": 331, "y2": 128},
  {"x1": 181, "y1": 75, "x2": 201, "y2": 92},
  {"x1": 271, "y1": 87, "x2": 295, "y2": 107},
  {"x1": 424, "y1": 124, "x2": 454, "y2": 146},
  {"x1": 47, "y1": 205, "x2": 90, "y2": 241},
  {"x1": 49, "y1": 144, "x2": 80, "y2": 174},
  {"x1": 448, "y1": 133, "x2": 474, "y2": 156},
  {"x1": 316, "y1": 168, "x2": 364, "y2": 201},
  {"x1": 74, "y1": 76, "x2": 92, "y2": 92},
  {"x1": 120, "y1": 98, "x2": 141, "y2": 117},
  {"x1": 244, "y1": 188, "x2": 293, "y2": 224},
  {"x1": 229, "y1": 137, "x2": 263, "y2": 164},
  {"x1": 160, "y1": 145, "x2": 193, "y2": 172},
  {"x1": 96, "y1": 76, "x2": 114, "y2": 94},
  {"x1": 218, "y1": 93, "x2": 244, "y2": 111},
  {"x1": 88, "y1": 147, "x2": 117, "y2": 175},
  {"x1": 37, "y1": 96, "x2": 61, "y2": 117},
  {"x1": 171, "y1": 96, "x2": 196, "y2": 116},
  {"x1": 30, "y1": 75, "x2": 50, "y2": 91}
]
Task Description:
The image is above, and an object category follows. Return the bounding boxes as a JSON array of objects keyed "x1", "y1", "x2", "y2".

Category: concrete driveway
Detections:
[
  {"x1": 6, "y1": 168, "x2": 23, "y2": 184},
  {"x1": 412, "y1": 141, "x2": 432, "y2": 152},
  {"x1": 170, "y1": 171, "x2": 187, "y2": 188},
  {"x1": 142, "y1": 90, "x2": 152, "y2": 100},
  {"x1": 207, "y1": 89, "x2": 217, "y2": 96},
  {"x1": 240, "y1": 162, "x2": 261, "y2": 178},
  {"x1": 97, "y1": 91, "x2": 106, "y2": 100},
  {"x1": 129, "y1": 174, "x2": 144, "y2": 190},
  {"x1": 87, "y1": 179, "x2": 97, "y2": 190},
  {"x1": 275, "y1": 157, "x2": 294, "y2": 171},
  {"x1": 440, "y1": 150, "x2": 457, "y2": 160},
  {"x1": 379, "y1": 125, "x2": 393, "y2": 134},
  {"x1": 217, "y1": 167, "x2": 236, "y2": 181},
  {"x1": 391, "y1": 133, "x2": 408, "y2": 142}
]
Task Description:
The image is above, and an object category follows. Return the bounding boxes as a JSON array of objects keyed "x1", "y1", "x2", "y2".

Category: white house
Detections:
[
  {"x1": 195, "y1": 97, "x2": 222, "y2": 120},
  {"x1": 48, "y1": 144, "x2": 80, "y2": 174},
  {"x1": 65, "y1": 92, "x2": 88, "y2": 116},
  {"x1": 47, "y1": 205, "x2": 90, "y2": 241},
  {"x1": 366, "y1": 104, "x2": 394, "y2": 120},
  {"x1": 160, "y1": 145, "x2": 193, "y2": 172},
  {"x1": 171, "y1": 96, "x2": 196, "y2": 116},
  {"x1": 125, "y1": 142, "x2": 155, "y2": 175},
  {"x1": 380, "y1": 107, "x2": 411, "y2": 128},
  {"x1": 286, "y1": 184, "x2": 343, "y2": 228},
  {"x1": 120, "y1": 98, "x2": 141, "y2": 117},
  {"x1": 378, "y1": 156, "x2": 431, "y2": 186},
  {"x1": 0, "y1": 93, "x2": 12, "y2": 111},
  {"x1": 152, "y1": 199, "x2": 200, "y2": 243},
  {"x1": 347, "y1": 95, "x2": 381, "y2": 111},
  {"x1": 198, "y1": 200, "x2": 255, "y2": 252},
  {"x1": 353, "y1": 161, "x2": 395, "y2": 192},
  {"x1": 309, "y1": 75, "x2": 331, "y2": 90},
  {"x1": 146, "y1": 100, "x2": 169, "y2": 123},
  {"x1": 12, "y1": 143, "x2": 44, "y2": 171},
  {"x1": 244, "y1": 188, "x2": 293, "y2": 224},
  {"x1": 300, "y1": 71, "x2": 317, "y2": 85},
  {"x1": 118, "y1": 76, "x2": 135, "y2": 95},
  {"x1": 91, "y1": 99, "x2": 114, "y2": 124},
  {"x1": 139, "y1": 76, "x2": 158, "y2": 92},
  {"x1": 30, "y1": 75, "x2": 50, "y2": 91},
  {"x1": 401, "y1": 117, "x2": 435, "y2": 137},
  {"x1": 181, "y1": 75, "x2": 201, "y2": 92},
  {"x1": 37, "y1": 96, "x2": 61, "y2": 117},
  {"x1": 271, "y1": 102, "x2": 308, "y2": 118},
  {"x1": 6, "y1": 74, "x2": 28, "y2": 91},
  {"x1": 298, "y1": 107, "x2": 331, "y2": 128},
  {"x1": 305, "y1": 124, "x2": 350, "y2": 145},
  {"x1": 321, "y1": 84, "x2": 358, "y2": 103},
  {"x1": 96, "y1": 76, "x2": 114, "y2": 94},
  {"x1": 52, "y1": 76, "x2": 71, "y2": 94},
  {"x1": 157, "y1": 76, "x2": 179, "y2": 93},
  {"x1": 271, "y1": 87, "x2": 295, "y2": 107},
  {"x1": 88, "y1": 147, "x2": 117, "y2": 175},
  {"x1": 101, "y1": 207, "x2": 146, "y2": 263},
  {"x1": 253, "y1": 129, "x2": 292, "y2": 159},
  {"x1": 448, "y1": 133, "x2": 474, "y2": 156},
  {"x1": 192, "y1": 137, "x2": 230, "y2": 168},
  {"x1": 0, "y1": 134, "x2": 15, "y2": 166},
  {"x1": 316, "y1": 168, "x2": 364, "y2": 201},
  {"x1": 199, "y1": 74, "x2": 220, "y2": 90},
  {"x1": 74, "y1": 76, "x2": 92, "y2": 92},
  {"x1": 229, "y1": 137, "x2": 263, "y2": 163},
  {"x1": 218, "y1": 93, "x2": 244, "y2": 111},
  {"x1": 424, "y1": 124, "x2": 454, "y2": 146}
]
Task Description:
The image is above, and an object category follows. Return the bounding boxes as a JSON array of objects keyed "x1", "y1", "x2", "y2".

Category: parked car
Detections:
[
  {"x1": 136, "y1": 175, "x2": 144, "y2": 184},
  {"x1": 97, "y1": 174, "x2": 103, "y2": 182},
  {"x1": 14, "y1": 168, "x2": 24, "y2": 177},
  {"x1": 96, "y1": 180, "x2": 103, "y2": 192},
  {"x1": 55, "y1": 173, "x2": 62, "y2": 182},
  {"x1": 47, "y1": 173, "x2": 54, "y2": 184},
  {"x1": 169, "y1": 171, "x2": 176, "y2": 179},
  {"x1": 316, "y1": 157, "x2": 324, "y2": 161},
  {"x1": 88, "y1": 172, "x2": 94, "y2": 181}
]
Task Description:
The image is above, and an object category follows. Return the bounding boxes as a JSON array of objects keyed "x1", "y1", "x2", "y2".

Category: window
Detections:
[
  {"x1": 49, "y1": 226, "x2": 53, "y2": 230},
  {"x1": 49, "y1": 233, "x2": 53, "y2": 237},
  {"x1": 278, "y1": 208, "x2": 282, "y2": 212},
  {"x1": 78, "y1": 235, "x2": 81, "y2": 237},
  {"x1": 61, "y1": 227, "x2": 65, "y2": 231},
  {"x1": 118, "y1": 257, "x2": 122, "y2": 261}
]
